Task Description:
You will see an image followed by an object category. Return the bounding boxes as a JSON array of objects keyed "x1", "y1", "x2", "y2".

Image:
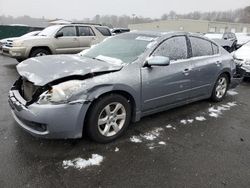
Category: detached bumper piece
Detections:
[{"x1": 230, "y1": 64, "x2": 246, "y2": 89}]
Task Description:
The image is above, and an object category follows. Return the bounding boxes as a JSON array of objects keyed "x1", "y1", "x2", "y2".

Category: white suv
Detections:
[{"x1": 2, "y1": 23, "x2": 111, "y2": 62}]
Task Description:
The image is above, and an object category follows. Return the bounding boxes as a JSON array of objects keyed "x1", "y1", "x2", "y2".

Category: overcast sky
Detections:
[{"x1": 0, "y1": 0, "x2": 249, "y2": 19}]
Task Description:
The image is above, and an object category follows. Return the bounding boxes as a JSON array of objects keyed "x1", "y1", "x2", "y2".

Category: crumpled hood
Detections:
[
  {"x1": 17, "y1": 55, "x2": 123, "y2": 86},
  {"x1": 234, "y1": 45, "x2": 250, "y2": 60}
]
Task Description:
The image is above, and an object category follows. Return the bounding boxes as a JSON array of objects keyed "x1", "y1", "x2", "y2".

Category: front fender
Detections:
[{"x1": 76, "y1": 84, "x2": 141, "y2": 122}]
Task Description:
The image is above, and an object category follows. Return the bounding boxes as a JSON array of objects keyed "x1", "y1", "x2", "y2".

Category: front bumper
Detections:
[
  {"x1": 8, "y1": 89, "x2": 90, "y2": 139},
  {"x1": 3, "y1": 46, "x2": 27, "y2": 58}
]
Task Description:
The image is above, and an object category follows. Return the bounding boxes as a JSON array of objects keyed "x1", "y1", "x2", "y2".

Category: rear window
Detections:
[
  {"x1": 78, "y1": 26, "x2": 95, "y2": 36},
  {"x1": 190, "y1": 37, "x2": 213, "y2": 57},
  {"x1": 95, "y1": 27, "x2": 112, "y2": 36}
]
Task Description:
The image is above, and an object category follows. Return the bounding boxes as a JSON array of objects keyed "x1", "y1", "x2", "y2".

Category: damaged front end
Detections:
[{"x1": 8, "y1": 63, "x2": 122, "y2": 139}]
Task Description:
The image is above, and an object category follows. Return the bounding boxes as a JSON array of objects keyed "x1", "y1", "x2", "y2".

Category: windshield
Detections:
[
  {"x1": 38, "y1": 25, "x2": 61, "y2": 36},
  {"x1": 81, "y1": 33, "x2": 157, "y2": 64}
]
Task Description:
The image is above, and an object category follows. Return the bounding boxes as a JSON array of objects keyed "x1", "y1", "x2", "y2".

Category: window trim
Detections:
[
  {"x1": 211, "y1": 42, "x2": 219, "y2": 55},
  {"x1": 76, "y1": 26, "x2": 96, "y2": 37}
]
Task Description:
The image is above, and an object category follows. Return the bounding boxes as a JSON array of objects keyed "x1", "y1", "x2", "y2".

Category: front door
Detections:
[
  {"x1": 54, "y1": 26, "x2": 80, "y2": 54},
  {"x1": 77, "y1": 26, "x2": 98, "y2": 51},
  {"x1": 141, "y1": 36, "x2": 194, "y2": 112}
]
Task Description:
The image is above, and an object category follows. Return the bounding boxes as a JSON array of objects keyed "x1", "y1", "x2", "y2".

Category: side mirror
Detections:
[
  {"x1": 55, "y1": 31, "x2": 63, "y2": 38},
  {"x1": 146, "y1": 56, "x2": 170, "y2": 67}
]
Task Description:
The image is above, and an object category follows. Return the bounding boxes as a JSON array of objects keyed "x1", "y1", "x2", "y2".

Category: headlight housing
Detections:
[
  {"x1": 12, "y1": 40, "x2": 24, "y2": 47},
  {"x1": 37, "y1": 80, "x2": 87, "y2": 104}
]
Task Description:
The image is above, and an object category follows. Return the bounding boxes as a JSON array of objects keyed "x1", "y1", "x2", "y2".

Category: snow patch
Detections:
[
  {"x1": 227, "y1": 102, "x2": 237, "y2": 107},
  {"x1": 130, "y1": 136, "x2": 142, "y2": 143},
  {"x1": 141, "y1": 133, "x2": 157, "y2": 141},
  {"x1": 227, "y1": 90, "x2": 239, "y2": 96},
  {"x1": 140, "y1": 127, "x2": 164, "y2": 141},
  {"x1": 166, "y1": 124, "x2": 173, "y2": 129},
  {"x1": 180, "y1": 120, "x2": 187, "y2": 125},
  {"x1": 209, "y1": 112, "x2": 219, "y2": 118},
  {"x1": 158, "y1": 141, "x2": 166, "y2": 145},
  {"x1": 208, "y1": 102, "x2": 237, "y2": 118},
  {"x1": 195, "y1": 116, "x2": 206, "y2": 121},
  {"x1": 181, "y1": 119, "x2": 194, "y2": 124},
  {"x1": 63, "y1": 154, "x2": 104, "y2": 170},
  {"x1": 187, "y1": 119, "x2": 194, "y2": 123}
]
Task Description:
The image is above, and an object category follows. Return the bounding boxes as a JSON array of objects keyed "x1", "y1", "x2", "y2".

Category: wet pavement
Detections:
[{"x1": 0, "y1": 55, "x2": 250, "y2": 188}]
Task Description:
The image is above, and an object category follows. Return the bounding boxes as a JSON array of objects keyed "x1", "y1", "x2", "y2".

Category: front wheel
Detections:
[
  {"x1": 211, "y1": 74, "x2": 229, "y2": 102},
  {"x1": 86, "y1": 94, "x2": 131, "y2": 143},
  {"x1": 30, "y1": 48, "x2": 50, "y2": 57}
]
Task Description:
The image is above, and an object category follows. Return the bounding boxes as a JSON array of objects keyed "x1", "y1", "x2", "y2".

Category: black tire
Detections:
[
  {"x1": 16, "y1": 58, "x2": 24, "y2": 63},
  {"x1": 86, "y1": 94, "x2": 131, "y2": 143},
  {"x1": 211, "y1": 74, "x2": 229, "y2": 102},
  {"x1": 30, "y1": 48, "x2": 50, "y2": 57}
]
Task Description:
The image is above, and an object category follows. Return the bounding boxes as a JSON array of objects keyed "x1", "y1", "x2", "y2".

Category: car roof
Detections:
[
  {"x1": 130, "y1": 30, "x2": 193, "y2": 37},
  {"x1": 58, "y1": 23, "x2": 109, "y2": 28}
]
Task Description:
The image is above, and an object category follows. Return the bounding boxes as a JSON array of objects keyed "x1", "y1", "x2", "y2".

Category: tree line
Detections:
[{"x1": 0, "y1": 6, "x2": 249, "y2": 28}]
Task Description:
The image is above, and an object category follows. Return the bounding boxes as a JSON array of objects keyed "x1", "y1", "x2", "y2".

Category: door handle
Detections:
[
  {"x1": 183, "y1": 68, "x2": 191, "y2": 75},
  {"x1": 215, "y1": 61, "x2": 222, "y2": 66}
]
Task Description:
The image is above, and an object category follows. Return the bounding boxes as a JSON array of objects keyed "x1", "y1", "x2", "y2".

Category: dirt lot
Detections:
[{"x1": 0, "y1": 55, "x2": 250, "y2": 188}]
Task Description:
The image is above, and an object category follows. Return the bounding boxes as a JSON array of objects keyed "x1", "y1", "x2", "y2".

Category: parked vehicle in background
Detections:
[
  {"x1": 205, "y1": 32, "x2": 237, "y2": 52},
  {"x1": 0, "y1": 31, "x2": 40, "y2": 51},
  {"x1": 234, "y1": 41, "x2": 250, "y2": 77},
  {"x1": 2, "y1": 24, "x2": 111, "y2": 62},
  {"x1": 111, "y1": 28, "x2": 130, "y2": 35},
  {"x1": 235, "y1": 33, "x2": 250, "y2": 48},
  {"x1": 8, "y1": 31, "x2": 242, "y2": 142}
]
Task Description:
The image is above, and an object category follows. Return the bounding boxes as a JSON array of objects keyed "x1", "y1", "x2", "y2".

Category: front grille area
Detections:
[{"x1": 21, "y1": 78, "x2": 39, "y2": 101}]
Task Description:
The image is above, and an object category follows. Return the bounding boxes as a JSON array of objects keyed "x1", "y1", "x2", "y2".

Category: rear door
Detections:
[
  {"x1": 141, "y1": 35, "x2": 194, "y2": 112},
  {"x1": 53, "y1": 26, "x2": 80, "y2": 54},
  {"x1": 77, "y1": 26, "x2": 97, "y2": 51},
  {"x1": 188, "y1": 36, "x2": 222, "y2": 98}
]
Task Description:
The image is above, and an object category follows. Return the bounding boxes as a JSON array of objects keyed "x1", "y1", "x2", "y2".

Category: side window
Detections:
[
  {"x1": 153, "y1": 36, "x2": 188, "y2": 61},
  {"x1": 58, "y1": 26, "x2": 76, "y2": 36},
  {"x1": 78, "y1": 26, "x2": 95, "y2": 36},
  {"x1": 212, "y1": 43, "x2": 219, "y2": 55},
  {"x1": 95, "y1": 27, "x2": 112, "y2": 36},
  {"x1": 190, "y1": 37, "x2": 213, "y2": 57}
]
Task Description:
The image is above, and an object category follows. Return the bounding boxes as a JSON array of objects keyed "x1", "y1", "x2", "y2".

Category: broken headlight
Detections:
[{"x1": 37, "y1": 80, "x2": 86, "y2": 104}]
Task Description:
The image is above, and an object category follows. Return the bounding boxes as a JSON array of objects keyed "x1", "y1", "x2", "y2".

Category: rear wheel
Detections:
[
  {"x1": 30, "y1": 48, "x2": 50, "y2": 57},
  {"x1": 86, "y1": 94, "x2": 131, "y2": 143},
  {"x1": 211, "y1": 74, "x2": 229, "y2": 102}
]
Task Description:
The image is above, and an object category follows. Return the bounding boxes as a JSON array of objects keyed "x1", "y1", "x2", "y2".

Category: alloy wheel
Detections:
[{"x1": 97, "y1": 102, "x2": 126, "y2": 137}]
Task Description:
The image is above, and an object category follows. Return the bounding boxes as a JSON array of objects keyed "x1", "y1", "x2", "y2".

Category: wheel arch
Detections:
[
  {"x1": 29, "y1": 46, "x2": 52, "y2": 57},
  {"x1": 85, "y1": 89, "x2": 138, "y2": 126}
]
